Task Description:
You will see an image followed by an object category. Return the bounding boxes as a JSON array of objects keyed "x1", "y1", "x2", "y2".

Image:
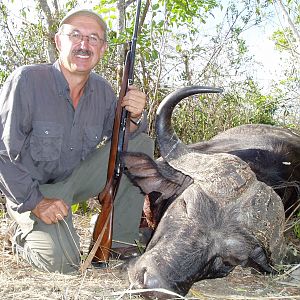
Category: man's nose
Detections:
[{"x1": 80, "y1": 37, "x2": 89, "y2": 47}]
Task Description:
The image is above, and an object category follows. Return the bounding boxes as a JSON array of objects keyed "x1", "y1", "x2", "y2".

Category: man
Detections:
[{"x1": 0, "y1": 9, "x2": 154, "y2": 273}]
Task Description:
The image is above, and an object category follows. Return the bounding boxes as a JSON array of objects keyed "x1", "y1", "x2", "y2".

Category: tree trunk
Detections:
[
  {"x1": 276, "y1": 0, "x2": 300, "y2": 53},
  {"x1": 36, "y1": 0, "x2": 57, "y2": 63}
]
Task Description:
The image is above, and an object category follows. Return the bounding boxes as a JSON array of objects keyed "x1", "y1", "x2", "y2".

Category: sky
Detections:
[
  {"x1": 2, "y1": 0, "x2": 289, "y2": 91},
  {"x1": 244, "y1": 24, "x2": 283, "y2": 88},
  {"x1": 210, "y1": 0, "x2": 288, "y2": 91}
]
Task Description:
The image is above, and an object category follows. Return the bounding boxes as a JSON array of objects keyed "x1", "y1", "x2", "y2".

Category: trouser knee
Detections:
[
  {"x1": 18, "y1": 220, "x2": 81, "y2": 274},
  {"x1": 22, "y1": 242, "x2": 80, "y2": 274}
]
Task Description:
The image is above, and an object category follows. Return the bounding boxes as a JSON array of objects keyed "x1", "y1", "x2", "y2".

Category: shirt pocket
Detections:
[
  {"x1": 30, "y1": 121, "x2": 63, "y2": 161},
  {"x1": 82, "y1": 125, "x2": 103, "y2": 160}
]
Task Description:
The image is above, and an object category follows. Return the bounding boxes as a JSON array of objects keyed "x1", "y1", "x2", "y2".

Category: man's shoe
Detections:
[
  {"x1": 91, "y1": 260, "x2": 109, "y2": 269},
  {"x1": 110, "y1": 245, "x2": 143, "y2": 260},
  {"x1": 4, "y1": 221, "x2": 17, "y2": 252}
]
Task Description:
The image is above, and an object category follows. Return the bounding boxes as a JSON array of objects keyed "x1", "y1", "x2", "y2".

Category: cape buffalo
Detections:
[{"x1": 121, "y1": 86, "x2": 300, "y2": 298}]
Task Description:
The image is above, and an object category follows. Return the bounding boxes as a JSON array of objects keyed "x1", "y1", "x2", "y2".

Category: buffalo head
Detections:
[{"x1": 121, "y1": 86, "x2": 300, "y2": 298}]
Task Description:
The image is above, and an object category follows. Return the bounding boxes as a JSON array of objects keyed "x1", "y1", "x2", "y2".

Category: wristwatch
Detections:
[{"x1": 130, "y1": 111, "x2": 144, "y2": 126}]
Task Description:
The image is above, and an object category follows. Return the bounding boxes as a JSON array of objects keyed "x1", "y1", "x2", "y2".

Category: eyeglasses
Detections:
[{"x1": 63, "y1": 31, "x2": 106, "y2": 46}]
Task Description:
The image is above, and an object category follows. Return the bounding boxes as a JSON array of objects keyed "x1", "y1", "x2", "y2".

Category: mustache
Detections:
[{"x1": 72, "y1": 49, "x2": 93, "y2": 56}]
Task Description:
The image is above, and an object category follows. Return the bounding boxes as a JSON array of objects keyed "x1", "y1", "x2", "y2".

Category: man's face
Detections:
[{"x1": 55, "y1": 15, "x2": 107, "y2": 76}]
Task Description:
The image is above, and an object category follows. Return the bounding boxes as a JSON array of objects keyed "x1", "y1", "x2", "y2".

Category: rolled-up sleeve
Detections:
[
  {"x1": 100, "y1": 84, "x2": 148, "y2": 140},
  {"x1": 0, "y1": 70, "x2": 43, "y2": 213}
]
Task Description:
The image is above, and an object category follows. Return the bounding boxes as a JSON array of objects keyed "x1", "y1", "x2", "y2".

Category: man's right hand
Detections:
[{"x1": 32, "y1": 198, "x2": 69, "y2": 224}]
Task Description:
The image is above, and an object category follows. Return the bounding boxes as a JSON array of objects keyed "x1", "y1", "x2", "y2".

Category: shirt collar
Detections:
[
  {"x1": 52, "y1": 60, "x2": 93, "y2": 97},
  {"x1": 52, "y1": 60, "x2": 69, "y2": 97}
]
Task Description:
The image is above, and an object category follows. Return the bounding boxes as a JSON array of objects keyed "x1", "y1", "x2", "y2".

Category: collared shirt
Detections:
[{"x1": 0, "y1": 60, "x2": 141, "y2": 213}]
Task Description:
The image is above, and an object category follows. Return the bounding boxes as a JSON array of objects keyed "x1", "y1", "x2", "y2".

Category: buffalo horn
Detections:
[{"x1": 156, "y1": 86, "x2": 223, "y2": 162}]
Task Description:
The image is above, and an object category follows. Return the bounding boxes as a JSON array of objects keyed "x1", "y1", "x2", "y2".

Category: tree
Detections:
[
  {"x1": 0, "y1": 0, "x2": 298, "y2": 136},
  {"x1": 274, "y1": 0, "x2": 300, "y2": 53},
  {"x1": 267, "y1": 0, "x2": 300, "y2": 129},
  {"x1": 36, "y1": 0, "x2": 59, "y2": 63},
  {"x1": 0, "y1": 2, "x2": 49, "y2": 84}
]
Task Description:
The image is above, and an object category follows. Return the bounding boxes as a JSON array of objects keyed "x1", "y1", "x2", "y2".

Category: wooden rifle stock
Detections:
[{"x1": 88, "y1": 0, "x2": 142, "y2": 265}]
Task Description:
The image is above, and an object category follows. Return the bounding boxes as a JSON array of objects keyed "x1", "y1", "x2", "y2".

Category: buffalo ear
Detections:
[
  {"x1": 246, "y1": 245, "x2": 274, "y2": 274},
  {"x1": 121, "y1": 152, "x2": 193, "y2": 199}
]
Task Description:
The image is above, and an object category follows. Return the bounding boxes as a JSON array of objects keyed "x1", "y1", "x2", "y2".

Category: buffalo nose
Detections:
[
  {"x1": 132, "y1": 266, "x2": 180, "y2": 299},
  {"x1": 134, "y1": 266, "x2": 162, "y2": 289},
  {"x1": 143, "y1": 269, "x2": 161, "y2": 289}
]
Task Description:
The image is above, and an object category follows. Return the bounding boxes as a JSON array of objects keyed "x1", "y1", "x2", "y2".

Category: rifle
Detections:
[{"x1": 86, "y1": 0, "x2": 142, "y2": 267}]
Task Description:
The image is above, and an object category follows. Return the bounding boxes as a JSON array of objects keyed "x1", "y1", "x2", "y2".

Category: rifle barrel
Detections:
[
  {"x1": 89, "y1": 0, "x2": 142, "y2": 264},
  {"x1": 128, "y1": 0, "x2": 142, "y2": 84}
]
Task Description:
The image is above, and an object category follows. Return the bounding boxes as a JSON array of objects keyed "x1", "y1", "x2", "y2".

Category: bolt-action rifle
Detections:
[{"x1": 86, "y1": 0, "x2": 142, "y2": 266}]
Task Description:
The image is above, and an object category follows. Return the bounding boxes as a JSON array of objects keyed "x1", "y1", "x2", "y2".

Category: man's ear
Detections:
[
  {"x1": 99, "y1": 41, "x2": 108, "y2": 58},
  {"x1": 54, "y1": 33, "x2": 62, "y2": 52}
]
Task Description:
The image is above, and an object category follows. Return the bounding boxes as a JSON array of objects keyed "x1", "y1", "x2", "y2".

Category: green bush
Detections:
[{"x1": 172, "y1": 84, "x2": 278, "y2": 145}]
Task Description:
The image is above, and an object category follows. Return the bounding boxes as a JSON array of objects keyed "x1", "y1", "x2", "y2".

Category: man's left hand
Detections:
[{"x1": 121, "y1": 85, "x2": 146, "y2": 119}]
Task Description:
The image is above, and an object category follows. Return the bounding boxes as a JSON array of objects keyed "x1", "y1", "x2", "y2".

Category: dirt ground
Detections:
[{"x1": 1, "y1": 206, "x2": 300, "y2": 300}]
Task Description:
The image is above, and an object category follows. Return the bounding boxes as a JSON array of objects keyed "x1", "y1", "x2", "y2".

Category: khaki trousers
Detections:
[{"x1": 7, "y1": 133, "x2": 154, "y2": 273}]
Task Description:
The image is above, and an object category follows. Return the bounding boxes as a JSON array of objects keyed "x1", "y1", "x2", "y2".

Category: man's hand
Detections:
[
  {"x1": 32, "y1": 198, "x2": 69, "y2": 224},
  {"x1": 122, "y1": 85, "x2": 146, "y2": 131}
]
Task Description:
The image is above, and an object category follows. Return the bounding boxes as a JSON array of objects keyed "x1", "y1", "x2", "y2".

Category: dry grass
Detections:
[{"x1": 1, "y1": 204, "x2": 300, "y2": 300}]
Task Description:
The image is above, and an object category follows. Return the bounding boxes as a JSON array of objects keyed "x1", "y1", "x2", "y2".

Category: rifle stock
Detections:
[{"x1": 89, "y1": 0, "x2": 142, "y2": 264}]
